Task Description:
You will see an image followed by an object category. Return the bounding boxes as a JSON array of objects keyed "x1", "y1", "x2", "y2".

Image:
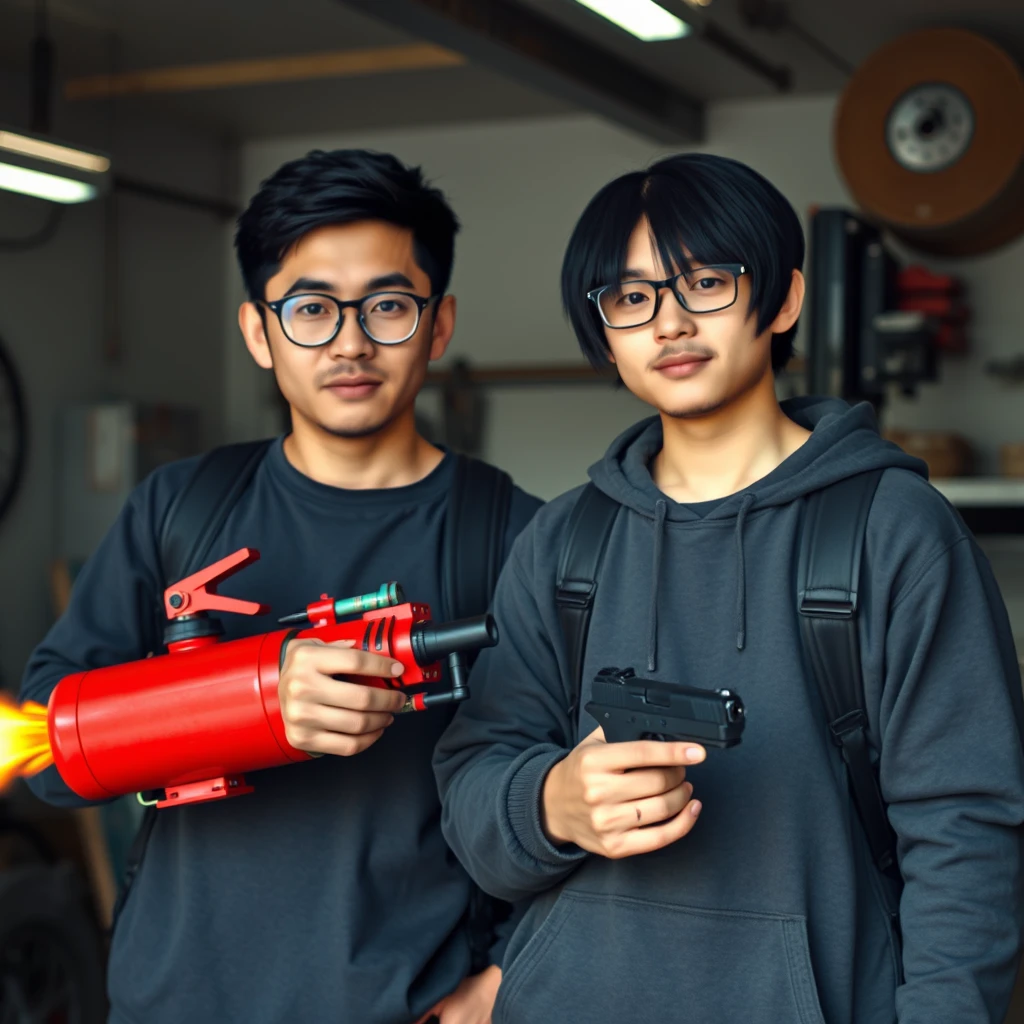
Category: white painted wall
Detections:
[{"x1": 236, "y1": 95, "x2": 1024, "y2": 498}]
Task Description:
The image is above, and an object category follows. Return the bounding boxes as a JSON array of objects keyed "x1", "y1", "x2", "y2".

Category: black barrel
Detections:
[{"x1": 410, "y1": 615, "x2": 498, "y2": 666}]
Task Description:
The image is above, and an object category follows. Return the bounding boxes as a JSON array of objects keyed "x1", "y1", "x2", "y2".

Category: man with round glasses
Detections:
[
  {"x1": 436, "y1": 153, "x2": 1024, "y2": 1023},
  {"x1": 21, "y1": 148, "x2": 541, "y2": 1024}
]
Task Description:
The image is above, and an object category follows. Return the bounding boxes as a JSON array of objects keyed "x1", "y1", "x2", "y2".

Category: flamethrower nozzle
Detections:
[
  {"x1": 396, "y1": 616, "x2": 499, "y2": 714},
  {"x1": 410, "y1": 614, "x2": 499, "y2": 666}
]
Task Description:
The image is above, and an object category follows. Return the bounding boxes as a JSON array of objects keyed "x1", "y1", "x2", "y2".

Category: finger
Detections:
[
  {"x1": 299, "y1": 728, "x2": 386, "y2": 758},
  {"x1": 437, "y1": 999, "x2": 482, "y2": 1024},
  {"x1": 287, "y1": 638, "x2": 356, "y2": 651},
  {"x1": 592, "y1": 738, "x2": 706, "y2": 772},
  {"x1": 318, "y1": 677, "x2": 408, "y2": 714},
  {"x1": 590, "y1": 782, "x2": 692, "y2": 835},
  {"x1": 607, "y1": 797, "x2": 703, "y2": 859},
  {"x1": 619, "y1": 782, "x2": 693, "y2": 832},
  {"x1": 593, "y1": 765, "x2": 688, "y2": 805},
  {"x1": 285, "y1": 702, "x2": 395, "y2": 737},
  {"x1": 289, "y1": 643, "x2": 404, "y2": 680},
  {"x1": 284, "y1": 674, "x2": 407, "y2": 714}
]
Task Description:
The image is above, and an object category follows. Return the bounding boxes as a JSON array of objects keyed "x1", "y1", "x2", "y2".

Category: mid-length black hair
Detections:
[
  {"x1": 561, "y1": 153, "x2": 804, "y2": 373},
  {"x1": 235, "y1": 149, "x2": 460, "y2": 302}
]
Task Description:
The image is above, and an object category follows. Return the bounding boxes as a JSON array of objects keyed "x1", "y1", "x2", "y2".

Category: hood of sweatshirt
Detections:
[{"x1": 587, "y1": 396, "x2": 927, "y2": 669}]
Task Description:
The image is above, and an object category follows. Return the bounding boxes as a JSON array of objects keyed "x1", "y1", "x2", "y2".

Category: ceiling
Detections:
[{"x1": 0, "y1": 0, "x2": 1021, "y2": 143}]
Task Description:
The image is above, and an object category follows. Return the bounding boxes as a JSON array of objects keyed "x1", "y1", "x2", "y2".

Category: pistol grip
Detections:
[{"x1": 587, "y1": 706, "x2": 635, "y2": 744}]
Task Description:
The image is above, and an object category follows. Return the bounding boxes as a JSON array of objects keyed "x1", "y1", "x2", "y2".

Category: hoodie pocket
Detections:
[{"x1": 494, "y1": 890, "x2": 826, "y2": 1024}]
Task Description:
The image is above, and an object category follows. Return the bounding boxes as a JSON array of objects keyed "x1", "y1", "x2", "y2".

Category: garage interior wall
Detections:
[{"x1": 0, "y1": 71, "x2": 236, "y2": 690}]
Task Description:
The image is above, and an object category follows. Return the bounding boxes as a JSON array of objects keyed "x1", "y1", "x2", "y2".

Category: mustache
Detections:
[
  {"x1": 647, "y1": 344, "x2": 715, "y2": 370},
  {"x1": 317, "y1": 366, "x2": 386, "y2": 387}
]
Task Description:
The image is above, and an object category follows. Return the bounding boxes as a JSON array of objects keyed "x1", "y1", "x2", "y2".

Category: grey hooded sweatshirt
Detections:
[{"x1": 434, "y1": 396, "x2": 1024, "y2": 1024}]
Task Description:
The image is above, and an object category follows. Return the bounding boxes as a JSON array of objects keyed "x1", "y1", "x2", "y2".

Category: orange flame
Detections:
[{"x1": 0, "y1": 694, "x2": 53, "y2": 792}]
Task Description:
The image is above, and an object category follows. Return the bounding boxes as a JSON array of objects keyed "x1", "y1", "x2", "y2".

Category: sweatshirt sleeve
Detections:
[
  {"x1": 19, "y1": 474, "x2": 171, "y2": 808},
  {"x1": 434, "y1": 519, "x2": 589, "y2": 904},
  {"x1": 880, "y1": 536, "x2": 1024, "y2": 1024}
]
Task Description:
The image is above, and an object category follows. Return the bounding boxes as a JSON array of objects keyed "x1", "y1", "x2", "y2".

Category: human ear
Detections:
[
  {"x1": 239, "y1": 302, "x2": 274, "y2": 370},
  {"x1": 768, "y1": 269, "x2": 805, "y2": 336},
  {"x1": 428, "y1": 294, "x2": 456, "y2": 362}
]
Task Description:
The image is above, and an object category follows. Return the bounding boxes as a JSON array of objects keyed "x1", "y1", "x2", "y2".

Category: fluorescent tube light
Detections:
[
  {"x1": 0, "y1": 131, "x2": 111, "y2": 174},
  {"x1": 0, "y1": 126, "x2": 110, "y2": 204},
  {"x1": 572, "y1": 0, "x2": 691, "y2": 41},
  {"x1": 0, "y1": 161, "x2": 97, "y2": 203}
]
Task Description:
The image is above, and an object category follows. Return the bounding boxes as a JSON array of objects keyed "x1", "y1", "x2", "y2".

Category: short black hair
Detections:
[
  {"x1": 235, "y1": 149, "x2": 460, "y2": 302},
  {"x1": 561, "y1": 153, "x2": 804, "y2": 373}
]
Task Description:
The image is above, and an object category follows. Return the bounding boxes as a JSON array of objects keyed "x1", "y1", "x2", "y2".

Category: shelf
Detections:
[
  {"x1": 424, "y1": 362, "x2": 617, "y2": 388},
  {"x1": 932, "y1": 479, "x2": 1024, "y2": 507},
  {"x1": 423, "y1": 357, "x2": 806, "y2": 389},
  {"x1": 930, "y1": 479, "x2": 1024, "y2": 534}
]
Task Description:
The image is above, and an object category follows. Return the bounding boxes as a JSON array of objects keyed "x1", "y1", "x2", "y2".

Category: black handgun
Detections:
[{"x1": 584, "y1": 667, "x2": 745, "y2": 748}]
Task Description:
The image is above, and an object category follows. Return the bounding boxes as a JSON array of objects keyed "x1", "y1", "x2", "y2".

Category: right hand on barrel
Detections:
[
  {"x1": 541, "y1": 726, "x2": 706, "y2": 858},
  {"x1": 278, "y1": 638, "x2": 407, "y2": 756}
]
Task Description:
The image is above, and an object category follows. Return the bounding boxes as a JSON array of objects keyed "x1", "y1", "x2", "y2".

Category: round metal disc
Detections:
[{"x1": 886, "y1": 83, "x2": 975, "y2": 173}]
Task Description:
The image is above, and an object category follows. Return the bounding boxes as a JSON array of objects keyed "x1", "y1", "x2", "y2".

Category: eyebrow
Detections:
[
  {"x1": 621, "y1": 268, "x2": 652, "y2": 281},
  {"x1": 284, "y1": 277, "x2": 334, "y2": 296},
  {"x1": 283, "y1": 272, "x2": 417, "y2": 297},
  {"x1": 365, "y1": 272, "x2": 416, "y2": 291}
]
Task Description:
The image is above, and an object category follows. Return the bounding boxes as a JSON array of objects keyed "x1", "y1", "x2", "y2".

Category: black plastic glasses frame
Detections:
[
  {"x1": 587, "y1": 263, "x2": 747, "y2": 328},
  {"x1": 262, "y1": 290, "x2": 439, "y2": 347}
]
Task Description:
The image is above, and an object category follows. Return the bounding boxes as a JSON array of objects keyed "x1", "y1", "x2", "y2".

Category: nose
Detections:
[
  {"x1": 652, "y1": 286, "x2": 695, "y2": 344},
  {"x1": 327, "y1": 308, "x2": 375, "y2": 360}
]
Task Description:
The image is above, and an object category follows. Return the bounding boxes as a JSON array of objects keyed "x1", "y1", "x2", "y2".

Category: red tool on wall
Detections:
[
  {"x1": 897, "y1": 265, "x2": 970, "y2": 354},
  {"x1": 40, "y1": 548, "x2": 497, "y2": 810}
]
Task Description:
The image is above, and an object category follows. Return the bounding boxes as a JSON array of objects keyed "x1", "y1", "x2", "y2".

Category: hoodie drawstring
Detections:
[
  {"x1": 734, "y1": 494, "x2": 756, "y2": 651},
  {"x1": 647, "y1": 499, "x2": 667, "y2": 672},
  {"x1": 646, "y1": 492, "x2": 755, "y2": 670}
]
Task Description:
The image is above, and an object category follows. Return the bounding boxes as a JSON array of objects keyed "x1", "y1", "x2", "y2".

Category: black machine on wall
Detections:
[{"x1": 804, "y1": 208, "x2": 965, "y2": 410}]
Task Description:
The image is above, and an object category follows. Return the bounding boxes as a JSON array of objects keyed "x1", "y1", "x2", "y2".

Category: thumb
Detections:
[{"x1": 581, "y1": 725, "x2": 607, "y2": 746}]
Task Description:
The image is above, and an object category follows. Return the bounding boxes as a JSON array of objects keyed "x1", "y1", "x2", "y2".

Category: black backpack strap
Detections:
[
  {"x1": 159, "y1": 439, "x2": 274, "y2": 586},
  {"x1": 440, "y1": 453, "x2": 515, "y2": 972},
  {"x1": 112, "y1": 439, "x2": 273, "y2": 933},
  {"x1": 798, "y1": 470, "x2": 897, "y2": 885},
  {"x1": 555, "y1": 484, "x2": 620, "y2": 716},
  {"x1": 441, "y1": 454, "x2": 513, "y2": 622}
]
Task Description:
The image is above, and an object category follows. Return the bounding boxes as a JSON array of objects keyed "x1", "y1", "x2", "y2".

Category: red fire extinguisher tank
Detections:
[{"x1": 48, "y1": 628, "x2": 307, "y2": 802}]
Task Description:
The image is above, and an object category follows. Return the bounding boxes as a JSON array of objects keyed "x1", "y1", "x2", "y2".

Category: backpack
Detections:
[
  {"x1": 115, "y1": 440, "x2": 514, "y2": 970},
  {"x1": 555, "y1": 470, "x2": 902, "y2": 928}
]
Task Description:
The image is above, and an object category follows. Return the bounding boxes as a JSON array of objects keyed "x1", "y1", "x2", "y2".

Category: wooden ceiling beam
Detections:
[
  {"x1": 64, "y1": 43, "x2": 465, "y2": 101},
  {"x1": 343, "y1": 0, "x2": 705, "y2": 143}
]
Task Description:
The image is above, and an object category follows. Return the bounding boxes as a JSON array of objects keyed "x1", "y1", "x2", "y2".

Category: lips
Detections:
[
  {"x1": 324, "y1": 377, "x2": 383, "y2": 399},
  {"x1": 654, "y1": 354, "x2": 712, "y2": 378}
]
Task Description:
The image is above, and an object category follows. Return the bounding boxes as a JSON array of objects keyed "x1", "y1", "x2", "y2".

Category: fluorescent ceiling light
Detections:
[
  {"x1": 572, "y1": 0, "x2": 691, "y2": 41},
  {"x1": 0, "y1": 131, "x2": 110, "y2": 173},
  {"x1": 0, "y1": 161, "x2": 97, "y2": 203},
  {"x1": 0, "y1": 127, "x2": 110, "y2": 204}
]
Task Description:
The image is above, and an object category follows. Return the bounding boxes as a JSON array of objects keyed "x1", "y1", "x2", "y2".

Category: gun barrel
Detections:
[{"x1": 410, "y1": 615, "x2": 498, "y2": 665}]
